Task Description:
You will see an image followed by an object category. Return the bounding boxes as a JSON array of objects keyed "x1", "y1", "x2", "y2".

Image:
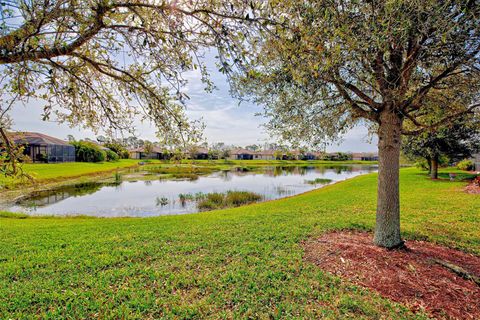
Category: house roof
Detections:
[
  {"x1": 9, "y1": 132, "x2": 71, "y2": 146},
  {"x1": 255, "y1": 150, "x2": 276, "y2": 156},
  {"x1": 195, "y1": 147, "x2": 209, "y2": 154}
]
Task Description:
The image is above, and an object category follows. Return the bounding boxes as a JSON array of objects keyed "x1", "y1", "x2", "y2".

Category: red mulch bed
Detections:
[
  {"x1": 465, "y1": 176, "x2": 480, "y2": 194},
  {"x1": 303, "y1": 231, "x2": 480, "y2": 319}
]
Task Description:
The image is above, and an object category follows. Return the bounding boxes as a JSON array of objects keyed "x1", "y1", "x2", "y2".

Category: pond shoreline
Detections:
[
  {"x1": 0, "y1": 160, "x2": 377, "y2": 203},
  {"x1": 2, "y1": 164, "x2": 377, "y2": 218}
]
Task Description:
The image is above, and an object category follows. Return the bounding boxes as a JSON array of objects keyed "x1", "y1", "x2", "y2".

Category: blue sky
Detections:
[{"x1": 9, "y1": 51, "x2": 377, "y2": 152}]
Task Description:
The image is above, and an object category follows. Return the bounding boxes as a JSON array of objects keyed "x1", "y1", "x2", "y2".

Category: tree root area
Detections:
[{"x1": 303, "y1": 231, "x2": 480, "y2": 319}]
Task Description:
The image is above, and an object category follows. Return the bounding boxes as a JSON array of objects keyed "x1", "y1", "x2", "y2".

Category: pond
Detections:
[{"x1": 5, "y1": 165, "x2": 376, "y2": 217}]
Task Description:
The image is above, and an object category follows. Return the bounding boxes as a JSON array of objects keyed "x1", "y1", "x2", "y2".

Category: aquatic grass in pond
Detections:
[
  {"x1": 305, "y1": 178, "x2": 333, "y2": 185},
  {"x1": 197, "y1": 191, "x2": 263, "y2": 211},
  {"x1": 171, "y1": 173, "x2": 199, "y2": 180},
  {"x1": 155, "y1": 196, "x2": 169, "y2": 206},
  {"x1": 113, "y1": 171, "x2": 122, "y2": 184}
]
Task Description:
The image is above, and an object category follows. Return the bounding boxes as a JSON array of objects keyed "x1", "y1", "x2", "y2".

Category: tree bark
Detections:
[
  {"x1": 374, "y1": 110, "x2": 404, "y2": 248},
  {"x1": 430, "y1": 157, "x2": 438, "y2": 179},
  {"x1": 0, "y1": 126, "x2": 18, "y2": 175}
]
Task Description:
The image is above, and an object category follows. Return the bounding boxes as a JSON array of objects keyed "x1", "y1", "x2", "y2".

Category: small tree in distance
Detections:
[{"x1": 402, "y1": 116, "x2": 480, "y2": 179}]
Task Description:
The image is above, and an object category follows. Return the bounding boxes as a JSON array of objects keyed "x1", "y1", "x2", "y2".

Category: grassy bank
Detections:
[
  {"x1": 0, "y1": 159, "x2": 141, "y2": 189},
  {"x1": 1, "y1": 168, "x2": 477, "y2": 318}
]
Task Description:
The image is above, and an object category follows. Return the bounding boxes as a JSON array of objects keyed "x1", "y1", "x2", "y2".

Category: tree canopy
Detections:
[
  {"x1": 0, "y1": 0, "x2": 265, "y2": 139},
  {"x1": 222, "y1": 1, "x2": 480, "y2": 144}
]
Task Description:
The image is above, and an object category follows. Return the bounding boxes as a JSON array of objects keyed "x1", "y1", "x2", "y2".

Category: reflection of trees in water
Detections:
[
  {"x1": 259, "y1": 165, "x2": 365, "y2": 177},
  {"x1": 17, "y1": 182, "x2": 105, "y2": 208}
]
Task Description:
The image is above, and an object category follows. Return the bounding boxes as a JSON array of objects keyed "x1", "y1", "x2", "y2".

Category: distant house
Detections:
[
  {"x1": 254, "y1": 150, "x2": 276, "y2": 160},
  {"x1": 352, "y1": 152, "x2": 379, "y2": 161},
  {"x1": 297, "y1": 151, "x2": 317, "y2": 160},
  {"x1": 8, "y1": 131, "x2": 75, "y2": 163},
  {"x1": 129, "y1": 146, "x2": 170, "y2": 160},
  {"x1": 229, "y1": 148, "x2": 255, "y2": 160},
  {"x1": 190, "y1": 147, "x2": 209, "y2": 160}
]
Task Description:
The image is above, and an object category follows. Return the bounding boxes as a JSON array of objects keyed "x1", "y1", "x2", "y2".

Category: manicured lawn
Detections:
[{"x1": 0, "y1": 168, "x2": 478, "y2": 318}]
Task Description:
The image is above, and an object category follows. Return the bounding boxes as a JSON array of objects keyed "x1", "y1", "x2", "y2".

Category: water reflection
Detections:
[{"x1": 6, "y1": 165, "x2": 376, "y2": 217}]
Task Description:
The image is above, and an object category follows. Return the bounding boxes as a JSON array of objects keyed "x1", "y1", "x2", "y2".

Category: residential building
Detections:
[
  {"x1": 229, "y1": 148, "x2": 255, "y2": 160},
  {"x1": 129, "y1": 146, "x2": 170, "y2": 160},
  {"x1": 254, "y1": 150, "x2": 276, "y2": 160},
  {"x1": 351, "y1": 152, "x2": 379, "y2": 161},
  {"x1": 8, "y1": 131, "x2": 75, "y2": 163}
]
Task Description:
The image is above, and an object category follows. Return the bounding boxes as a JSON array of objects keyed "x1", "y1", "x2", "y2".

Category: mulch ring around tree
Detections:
[
  {"x1": 465, "y1": 176, "x2": 480, "y2": 194},
  {"x1": 303, "y1": 231, "x2": 480, "y2": 319}
]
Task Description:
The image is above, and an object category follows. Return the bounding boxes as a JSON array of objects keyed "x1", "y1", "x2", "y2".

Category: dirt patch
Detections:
[{"x1": 303, "y1": 231, "x2": 480, "y2": 319}]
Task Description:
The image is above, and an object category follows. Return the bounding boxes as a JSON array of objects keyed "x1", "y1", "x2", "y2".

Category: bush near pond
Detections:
[
  {"x1": 105, "y1": 150, "x2": 120, "y2": 162},
  {"x1": 104, "y1": 142, "x2": 130, "y2": 159},
  {"x1": 71, "y1": 141, "x2": 106, "y2": 163}
]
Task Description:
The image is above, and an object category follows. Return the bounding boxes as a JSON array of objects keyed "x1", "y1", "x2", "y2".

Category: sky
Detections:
[{"x1": 9, "y1": 51, "x2": 378, "y2": 152}]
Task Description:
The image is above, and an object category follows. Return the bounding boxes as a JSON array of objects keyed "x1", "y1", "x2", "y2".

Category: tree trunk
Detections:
[
  {"x1": 374, "y1": 110, "x2": 404, "y2": 249},
  {"x1": 430, "y1": 157, "x2": 438, "y2": 179},
  {"x1": 0, "y1": 126, "x2": 18, "y2": 175}
]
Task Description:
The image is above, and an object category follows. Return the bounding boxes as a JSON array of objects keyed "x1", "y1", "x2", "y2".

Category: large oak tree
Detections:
[
  {"x1": 0, "y1": 0, "x2": 257, "y2": 176},
  {"x1": 219, "y1": 0, "x2": 480, "y2": 248}
]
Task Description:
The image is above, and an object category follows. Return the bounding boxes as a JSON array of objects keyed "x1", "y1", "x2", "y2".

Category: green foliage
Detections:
[
  {"x1": 403, "y1": 116, "x2": 480, "y2": 165},
  {"x1": 105, "y1": 150, "x2": 119, "y2": 162},
  {"x1": 225, "y1": 1, "x2": 480, "y2": 148},
  {"x1": 104, "y1": 142, "x2": 130, "y2": 159},
  {"x1": 113, "y1": 171, "x2": 122, "y2": 184},
  {"x1": 1, "y1": 168, "x2": 479, "y2": 318},
  {"x1": 304, "y1": 178, "x2": 332, "y2": 185},
  {"x1": 414, "y1": 159, "x2": 430, "y2": 171},
  {"x1": 457, "y1": 160, "x2": 475, "y2": 171},
  {"x1": 324, "y1": 153, "x2": 353, "y2": 161},
  {"x1": 197, "y1": 191, "x2": 263, "y2": 211},
  {"x1": 71, "y1": 141, "x2": 106, "y2": 163}
]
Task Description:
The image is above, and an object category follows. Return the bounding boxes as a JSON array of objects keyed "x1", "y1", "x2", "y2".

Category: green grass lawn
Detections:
[
  {"x1": 1, "y1": 168, "x2": 478, "y2": 319},
  {"x1": 0, "y1": 159, "x2": 141, "y2": 188}
]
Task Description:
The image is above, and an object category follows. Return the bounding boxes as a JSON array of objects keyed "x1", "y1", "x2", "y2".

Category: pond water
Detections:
[{"x1": 6, "y1": 165, "x2": 376, "y2": 217}]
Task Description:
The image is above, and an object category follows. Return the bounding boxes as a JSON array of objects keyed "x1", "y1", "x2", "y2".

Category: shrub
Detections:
[
  {"x1": 457, "y1": 159, "x2": 475, "y2": 171},
  {"x1": 71, "y1": 141, "x2": 106, "y2": 162},
  {"x1": 105, "y1": 150, "x2": 119, "y2": 162},
  {"x1": 414, "y1": 159, "x2": 430, "y2": 171},
  {"x1": 104, "y1": 142, "x2": 130, "y2": 159}
]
